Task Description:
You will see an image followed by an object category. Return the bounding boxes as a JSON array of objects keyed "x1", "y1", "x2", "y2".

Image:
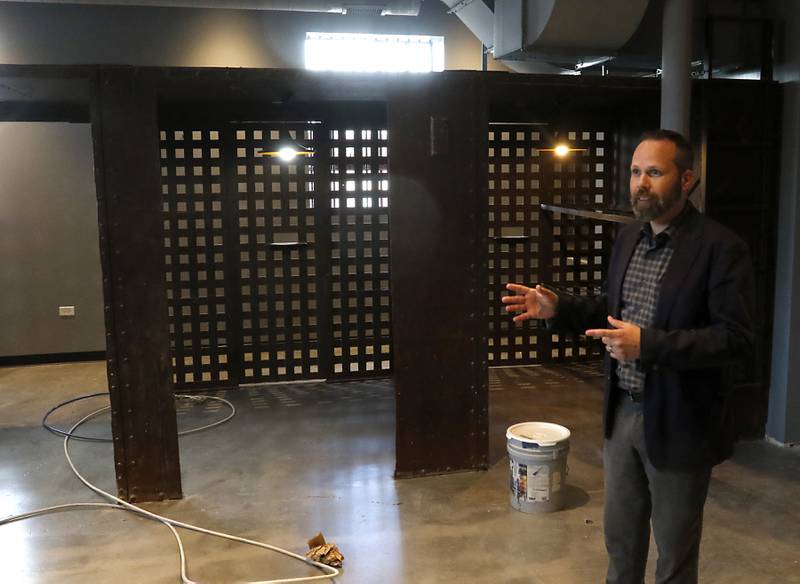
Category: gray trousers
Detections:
[{"x1": 604, "y1": 399, "x2": 712, "y2": 584}]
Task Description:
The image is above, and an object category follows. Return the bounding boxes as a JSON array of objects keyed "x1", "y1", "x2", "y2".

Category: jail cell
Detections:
[
  {"x1": 488, "y1": 125, "x2": 612, "y2": 366},
  {"x1": 160, "y1": 119, "x2": 392, "y2": 389},
  {"x1": 160, "y1": 128, "x2": 232, "y2": 388},
  {"x1": 328, "y1": 127, "x2": 392, "y2": 378},
  {"x1": 234, "y1": 124, "x2": 321, "y2": 383}
]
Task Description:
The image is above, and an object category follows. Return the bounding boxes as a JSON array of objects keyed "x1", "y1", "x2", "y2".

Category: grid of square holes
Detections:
[
  {"x1": 160, "y1": 128, "x2": 231, "y2": 387},
  {"x1": 328, "y1": 127, "x2": 392, "y2": 377},
  {"x1": 488, "y1": 126, "x2": 610, "y2": 366},
  {"x1": 235, "y1": 125, "x2": 320, "y2": 382}
]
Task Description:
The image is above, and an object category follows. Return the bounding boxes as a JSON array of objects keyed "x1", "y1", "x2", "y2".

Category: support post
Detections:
[{"x1": 91, "y1": 67, "x2": 182, "y2": 502}]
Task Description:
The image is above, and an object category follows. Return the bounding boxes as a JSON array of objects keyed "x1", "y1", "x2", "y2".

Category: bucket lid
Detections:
[{"x1": 506, "y1": 422, "x2": 570, "y2": 447}]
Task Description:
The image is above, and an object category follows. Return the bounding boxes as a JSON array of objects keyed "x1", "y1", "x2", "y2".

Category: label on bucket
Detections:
[{"x1": 510, "y1": 460, "x2": 551, "y2": 503}]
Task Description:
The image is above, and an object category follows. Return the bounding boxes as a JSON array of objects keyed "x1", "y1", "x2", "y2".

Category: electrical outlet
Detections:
[{"x1": 58, "y1": 305, "x2": 76, "y2": 317}]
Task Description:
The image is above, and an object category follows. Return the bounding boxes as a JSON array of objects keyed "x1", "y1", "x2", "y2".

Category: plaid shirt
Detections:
[{"x1": 616, "y1": 204, "x2": 692, "y2": 392}]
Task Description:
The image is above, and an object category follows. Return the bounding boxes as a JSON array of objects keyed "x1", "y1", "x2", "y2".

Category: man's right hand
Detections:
[{"x1": 502, "y1": 283, "x2": 559, "y2": 323}]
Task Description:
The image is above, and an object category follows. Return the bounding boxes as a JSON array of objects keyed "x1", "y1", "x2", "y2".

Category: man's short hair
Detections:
[{"x1": 639, "y1": 129, "x2": 694, "y2": 174}]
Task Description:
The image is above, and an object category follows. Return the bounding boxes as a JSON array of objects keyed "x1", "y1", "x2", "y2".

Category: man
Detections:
[{"x1": 502, "y1": 130, "x2": 755, "y2": 584}]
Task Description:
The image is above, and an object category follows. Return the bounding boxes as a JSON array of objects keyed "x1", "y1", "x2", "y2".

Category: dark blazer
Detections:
[{"x1": 551, "y1": 204, "x2": 755, "y2": 469}]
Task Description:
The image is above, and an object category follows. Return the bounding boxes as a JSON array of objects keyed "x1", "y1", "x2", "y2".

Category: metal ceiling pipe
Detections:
[
  {"x1": 0, "y1": 0, "x2": 422, "y2": 16},
  {"x1": 440, "y1": 0, "x2": 569, "y2": 74},
  {"x1": 441, "y1": 0, "x2": 494, "y2": 47},
  {"x1": 660, "y1": 0, "x2": 693, "y2": 137}
]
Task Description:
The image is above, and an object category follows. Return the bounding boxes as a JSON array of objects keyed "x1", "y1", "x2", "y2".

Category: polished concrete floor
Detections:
[{"x1": 1, "y1": 361, "x2": 798, "y2": 583}]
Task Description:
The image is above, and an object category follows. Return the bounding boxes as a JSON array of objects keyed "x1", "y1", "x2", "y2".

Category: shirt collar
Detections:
[{"x1": 640, "y1": 201, "x2": 694, "y2": 243}]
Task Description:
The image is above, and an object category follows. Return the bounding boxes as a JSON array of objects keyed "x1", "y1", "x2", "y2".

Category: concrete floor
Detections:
[{"x1": 1, "y1": 361, "x2": 798, "y2": 584}]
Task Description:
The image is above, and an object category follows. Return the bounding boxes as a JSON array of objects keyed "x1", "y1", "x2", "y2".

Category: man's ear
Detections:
[{"x1": 681, "y1": 169, "x2": 695, "y2": 195}]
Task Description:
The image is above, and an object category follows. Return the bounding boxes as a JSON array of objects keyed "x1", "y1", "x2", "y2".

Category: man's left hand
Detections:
[{"x1": 585, "y1": 316, "x2": 641, "y2": 361}]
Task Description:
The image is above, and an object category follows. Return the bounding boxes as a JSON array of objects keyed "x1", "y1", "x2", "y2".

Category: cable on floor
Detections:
[
  {"x1": 42, "y1": 392, "x2": 236, "y2": 441},
  {"x1": 1, "y1": 393, "x2": 340, "y2": 584}
]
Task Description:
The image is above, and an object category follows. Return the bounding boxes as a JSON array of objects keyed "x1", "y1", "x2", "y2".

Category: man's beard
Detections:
[{"x1": 631, "y1": 184, "x2": 682, "y2": 222}]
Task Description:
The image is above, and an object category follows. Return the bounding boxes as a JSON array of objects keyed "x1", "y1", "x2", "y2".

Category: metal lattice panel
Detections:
[
  {"x1": 160, "y1": 128, "x2": 232, "y2": 387},
  {"x1": 328, "y1": 127, "x2": 392, "y2": 378},
  {"x1": 234, "y1": 124, "x2": 321, "y2": 382},
  {"x1": 160, "y1": 119, "x2": 392, "y2": 389},
  {"x1": 488, "y1": 126, "x2": 610, "y2": 366}
]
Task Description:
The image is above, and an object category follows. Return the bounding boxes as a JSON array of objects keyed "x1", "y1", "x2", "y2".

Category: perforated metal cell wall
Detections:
[
  {"x1": 160, "y1": 120, "x2": 391, "y2": 389},
  {"x1": 160, "y1": 128, "x2": 232, "y2": 388},
  {"x1": 233, "y1": 124, "x2": 321, "y2": 382},
  {"x1": 328, "y1": 127, "x2": 392, "y2": 378},
  {"x1": 488, "y1": 126, "x2": 611, "y2": 366}
]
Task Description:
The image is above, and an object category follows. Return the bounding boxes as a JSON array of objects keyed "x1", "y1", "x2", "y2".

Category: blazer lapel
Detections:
[
  {"x1": 609, "y1": 225, "x2": 640, "y2": 317},
  {"x1": 652, "y1": 211, "x2": 703, "y2": 328}
]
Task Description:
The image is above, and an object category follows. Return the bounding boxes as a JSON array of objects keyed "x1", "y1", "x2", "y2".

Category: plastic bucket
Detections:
[{"x1": 506, "y1": 422, "x2": 571, "y2": 513}]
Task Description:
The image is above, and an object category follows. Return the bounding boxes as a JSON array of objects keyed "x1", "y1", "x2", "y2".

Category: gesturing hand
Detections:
[
  {"x1": 585, "y1": 316, "x2": 641, "y2": 361},
  {"x1": 502, "y1": 283, "x2": 559, "y2": 323}
]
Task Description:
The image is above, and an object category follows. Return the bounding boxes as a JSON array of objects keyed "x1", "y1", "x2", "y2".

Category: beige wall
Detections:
[
  {"x1": 0, "y1": 1, "x2": 509, "y2": 71},
  {"x1": 0, "y1": 122, "x2": 105, "y2": 357}
]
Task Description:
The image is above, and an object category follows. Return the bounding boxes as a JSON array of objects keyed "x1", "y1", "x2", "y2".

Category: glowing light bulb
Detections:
[
  {"x1": 278, "y1": 147, "x2": 297, "y2": 161},
  {"x1": 554, "y1": 144, "x2": 570, "y2": 157}
]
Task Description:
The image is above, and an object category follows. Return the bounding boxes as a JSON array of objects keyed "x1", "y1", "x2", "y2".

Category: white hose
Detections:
[{"x1": 0, "y1": 400, "x2": 340, "y2": 584}]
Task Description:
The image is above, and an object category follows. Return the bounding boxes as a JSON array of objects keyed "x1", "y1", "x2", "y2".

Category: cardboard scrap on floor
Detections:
[{"x1": 306, "y1": 532, "x2": 344, "y2": 568}]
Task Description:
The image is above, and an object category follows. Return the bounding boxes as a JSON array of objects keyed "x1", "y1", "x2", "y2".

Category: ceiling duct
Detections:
[
  {"x1": 444, "y1": 0, "x2": 653, "y2": 72},
  {"x1": 0, "y1": 0, "x2": 423, "y2": 15},
  {"x1": 494, "y1": 0, "x2": 650, "y2": 65}
]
